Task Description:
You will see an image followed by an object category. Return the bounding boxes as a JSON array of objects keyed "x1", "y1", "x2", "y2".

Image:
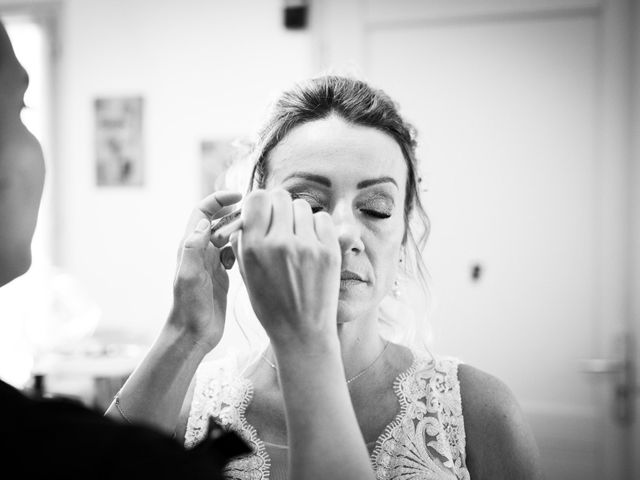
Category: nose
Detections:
[{"x1": 331, "y1": 201, "x2": 365, "y2": 254}]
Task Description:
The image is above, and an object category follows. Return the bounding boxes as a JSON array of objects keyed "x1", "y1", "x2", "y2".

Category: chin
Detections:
[
  {"x1": 336, "y1": 299, "x2": 356, "y2": 324},
  {"x1": 336, "y1": 298, "x2": 377, "y2": 325},
  {"x1": 0, "y1": 247, "x2": 32, "y2": 287}
]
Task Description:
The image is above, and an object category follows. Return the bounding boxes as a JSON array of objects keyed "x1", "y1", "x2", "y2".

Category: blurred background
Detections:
[{"x1": 0, "y1": 1, "x2": 638, "y2": 479}]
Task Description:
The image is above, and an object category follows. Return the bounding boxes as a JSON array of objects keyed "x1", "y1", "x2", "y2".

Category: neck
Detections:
[
  {"x1": 262, "y1": 309, "x2": 388, "y2": 384},
  {"x1": 335, "y1": 309, "x2": 387, "y2": 382}
]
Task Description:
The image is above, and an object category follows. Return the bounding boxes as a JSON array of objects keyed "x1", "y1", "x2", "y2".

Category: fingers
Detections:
[
  {"x1": 229, "y1": 230, "x2": 243, "y2": 276},
  {"x1": 211, "y1": 189, "x2": 336, "y2": 255},
  {"x1": 184, "y1": 190, "x2": 242, "y2": 237},
  {"x1": 269, "y1": 189, "x2": 293, "y2": 237},
  {"x1": 314, "y1": 211, "x2": 339, "y2": 248},
  {"x1": 229, "y1": 230, "x2": 240, "y2": 254},
  {"x1": 241, "y1": 190, "x2": 272, "y2": 242},
  {"x1": 183, "y1": 218, "x2": 213, "y2": 250},
  {"x1": 200, "y1": 191, "x2": 243, "y2": 218},
  {"x1": 211, "y1": 211, "x2": 243, "y2": 248},
  {"x1": 177, "y1": 218, "x2": 214, "y2": 281},
  {"x1": 292, "y1": 199, "x2": 315, "y2": 239},
  {"x1": 210, "y1": 208, "x2": 241, "y2": 235}
]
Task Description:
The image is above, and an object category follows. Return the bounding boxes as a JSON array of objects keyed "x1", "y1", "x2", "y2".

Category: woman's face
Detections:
[{"x1": 265, "y1": 115, "x2": 408, "y2": 323}]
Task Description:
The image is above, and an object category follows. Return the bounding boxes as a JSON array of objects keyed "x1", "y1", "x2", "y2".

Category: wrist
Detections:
[
  {"x1": 271, "y1": 334, "x2": 341, "y2": 364},
  {"x1": 273, "y1": 338, "x2": 348, "y2": 393},
  {"x1": 158, "y1": 321, "x2": 213, "y2": 362}
]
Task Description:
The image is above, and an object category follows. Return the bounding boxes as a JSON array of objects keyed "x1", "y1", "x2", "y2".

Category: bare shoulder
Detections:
[{"x1": 458, "y1": 363, "x2": 545, "y2": 480}]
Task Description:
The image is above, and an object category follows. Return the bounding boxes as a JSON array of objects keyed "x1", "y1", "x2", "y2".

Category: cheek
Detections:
[
  {"x1": 18, "y1": 139, "x2": 46, "y2": 208},
  {"x1": 365, "y1": 229, "x2": 403, "y2": 291}
]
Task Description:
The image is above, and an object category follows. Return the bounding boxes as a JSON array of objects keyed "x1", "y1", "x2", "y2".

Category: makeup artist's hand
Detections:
[
  {"x1": 168, "y1": 190, "x2": 242, "y2": 353},
  {"x1": 227, "y1": 188, "x2": 341, "y2": 353}
]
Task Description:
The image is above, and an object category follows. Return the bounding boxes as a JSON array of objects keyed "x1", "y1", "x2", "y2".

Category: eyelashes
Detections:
[
  {"x1": 361, "y1": 209, "x2": 391, "y2": 219},
  {"x1": 290, "y1": 191, "x2": 325, "y2": 213},
  {"x1": 289, "y1": 191, "x2": 392, "y2": 219}
]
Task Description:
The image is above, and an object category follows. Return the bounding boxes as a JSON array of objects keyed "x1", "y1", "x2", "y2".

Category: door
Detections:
[{"x1": 313, "y1": 1, "x2": 638, "y2": 478}]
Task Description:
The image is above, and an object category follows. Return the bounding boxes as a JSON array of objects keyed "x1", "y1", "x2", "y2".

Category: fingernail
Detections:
[{"x1": 196, "y1": 218, "x2": 210, "y2": 232}]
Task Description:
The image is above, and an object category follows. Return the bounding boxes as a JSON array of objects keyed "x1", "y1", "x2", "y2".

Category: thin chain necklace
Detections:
[{"x1": 261, "y1": 340, "x2": 390, "y2": 385}]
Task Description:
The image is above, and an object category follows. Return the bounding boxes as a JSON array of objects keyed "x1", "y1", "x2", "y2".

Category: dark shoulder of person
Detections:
[{"x1": 0, "y1": 379, "x2": 249, "y2": 479}]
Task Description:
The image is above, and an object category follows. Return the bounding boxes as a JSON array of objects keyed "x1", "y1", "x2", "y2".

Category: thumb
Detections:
[{"x1": 184, "y1": 218, "x2": 212, "y2": 250}]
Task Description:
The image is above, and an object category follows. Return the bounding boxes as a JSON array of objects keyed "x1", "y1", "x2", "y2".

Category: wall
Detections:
[
  {"x1": 20, "y1": 0, "x2": 314, "y2": 344},
  {"x1": 631, "y1": 0, "x2": 640, "y2": 475}
]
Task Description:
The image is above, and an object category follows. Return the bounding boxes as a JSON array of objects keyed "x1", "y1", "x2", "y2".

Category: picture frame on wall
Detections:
[{"x1": 95, "y1": 96, "x2": 144, "y2": 186}]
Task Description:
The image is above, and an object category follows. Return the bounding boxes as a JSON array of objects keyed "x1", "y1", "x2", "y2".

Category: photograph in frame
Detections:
[{"x1": 95, "y1": 96, "x2": 144, "y2": 186}]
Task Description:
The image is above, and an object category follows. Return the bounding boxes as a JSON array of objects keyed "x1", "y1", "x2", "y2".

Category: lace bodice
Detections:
[{"x1": 185, "y1": 352, "x2": 470, "y2": 480}]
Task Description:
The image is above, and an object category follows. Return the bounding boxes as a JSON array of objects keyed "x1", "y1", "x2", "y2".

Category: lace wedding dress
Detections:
[{"x1": 185, "y1": 352, "x2": 470, "y2": 480}]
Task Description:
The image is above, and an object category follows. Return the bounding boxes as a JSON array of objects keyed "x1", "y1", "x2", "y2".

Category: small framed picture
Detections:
[{"x1": 95, "y1": 96, "x2": 144, "y2": 186}]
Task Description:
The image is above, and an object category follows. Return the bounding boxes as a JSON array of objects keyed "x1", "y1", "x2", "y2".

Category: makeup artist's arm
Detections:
[
  {"x1": 228, "y1": 189, "x2": 375, "y2": 480},
  {"x1": 104, "y1": 191, "x2": 242, "y2": 435}
]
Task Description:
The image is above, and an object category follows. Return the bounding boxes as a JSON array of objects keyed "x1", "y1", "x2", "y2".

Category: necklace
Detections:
[{"x1": 261, "y1": 340, "x2": 390, "y2": 385}]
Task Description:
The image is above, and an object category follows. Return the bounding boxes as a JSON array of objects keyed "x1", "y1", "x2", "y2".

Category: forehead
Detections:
[
  {"x1": 0, "y1": 23, "x2": 18, "y2": 70},
  {"x1": 266, "y1": 116, "x2": 407, "y2": 188},
  {"x1": 0, "y1": 23, "x2": 28, "y2": 97},
  {"x1": 0, "y1": 23, "x2": 13, "y2": 59}
]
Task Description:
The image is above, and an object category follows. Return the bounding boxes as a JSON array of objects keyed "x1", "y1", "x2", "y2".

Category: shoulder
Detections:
[{"x1": 457, "y1": 364, "x2": 545, "y2": 480}]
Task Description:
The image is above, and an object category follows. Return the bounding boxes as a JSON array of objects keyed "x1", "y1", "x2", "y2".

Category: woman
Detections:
[{"x1": 107, "y1": 76, "x2": 544, "y2": 480}]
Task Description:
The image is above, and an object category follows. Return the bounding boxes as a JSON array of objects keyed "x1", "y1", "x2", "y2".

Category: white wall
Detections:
[
  {"x1": 50, "y1": 0, "x2": 313, "y2": 343},
  {"x1": 631, "y1": 0, "x2": 640, "y2": 475}
]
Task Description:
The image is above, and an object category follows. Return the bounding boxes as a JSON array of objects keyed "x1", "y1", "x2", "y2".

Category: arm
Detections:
[
  {"x1": 226, "y1": 189, "x2": 375, "y2": 480},
  {"x1": 104, "y1": 323, "x2": 207, "y2": 435},
  {"x1": 105, "y1": 191, "x2": 242, "y2": 435},
  {"x1": 459, "y1": 364, "x2": 545, "y2": 480},
  {"x1": 276, "y1": 340, "x2": 374, "y2": 480}
]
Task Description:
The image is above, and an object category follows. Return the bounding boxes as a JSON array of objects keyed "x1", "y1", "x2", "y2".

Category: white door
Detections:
[{"x1": 313, "y1": 1, "x2": 639, "y2": 479}]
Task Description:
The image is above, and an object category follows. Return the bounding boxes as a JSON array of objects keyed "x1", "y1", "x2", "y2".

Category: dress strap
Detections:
[
  {"x1": 370, "y1": 352, "x2": 470, "y2": 480},
  {"x1": 185, "y1": 358, "x2": 271, "y2": 479}
]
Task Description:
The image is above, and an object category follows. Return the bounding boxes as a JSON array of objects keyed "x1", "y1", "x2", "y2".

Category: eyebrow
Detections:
[
  {"x1": 357, "y1": 176, "x2": 398, "y2": 189},
  {"x1": 283, "y1": 172, "x2": 398, "y2": 189},
  {"x1": 284, "y1": 172, "x2": 331, "y2": 187}
]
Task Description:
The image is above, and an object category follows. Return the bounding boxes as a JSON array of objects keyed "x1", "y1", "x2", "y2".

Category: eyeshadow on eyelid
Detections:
[
  {"x1": 289, "y1": 190, "x2": 325, "y2": 205},
  {"x1": 288, "y1": 187, "x2": 313, "y2": 195},
  {"x1": 363, "y1": 192, "x2": 395, "y2": 206}
]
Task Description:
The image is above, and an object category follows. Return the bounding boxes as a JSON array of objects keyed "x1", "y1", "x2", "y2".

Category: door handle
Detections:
[
  {"x1": 580, "y1": 358, "x2": 624, "y2": 374},
  {"x1": 580, "y1": 333, "x2": 637, "y2": 426}
]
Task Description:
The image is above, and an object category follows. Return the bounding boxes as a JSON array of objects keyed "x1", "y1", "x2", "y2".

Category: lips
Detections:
[{"x1": 340, "y1": 270, "x2": 365, "y2": 282}]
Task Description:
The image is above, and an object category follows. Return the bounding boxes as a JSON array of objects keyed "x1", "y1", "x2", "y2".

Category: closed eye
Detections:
[{"x1": 361, "y1": 209, "x2": 391, "y2": 219}]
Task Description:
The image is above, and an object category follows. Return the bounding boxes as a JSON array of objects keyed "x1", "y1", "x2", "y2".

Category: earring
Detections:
[
  {"x1": 392, "y1": 278, "x2": 401, "y2": 298},
  {"x1": 393, "y1": 248, "x2": 405, "y2": 298}
]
